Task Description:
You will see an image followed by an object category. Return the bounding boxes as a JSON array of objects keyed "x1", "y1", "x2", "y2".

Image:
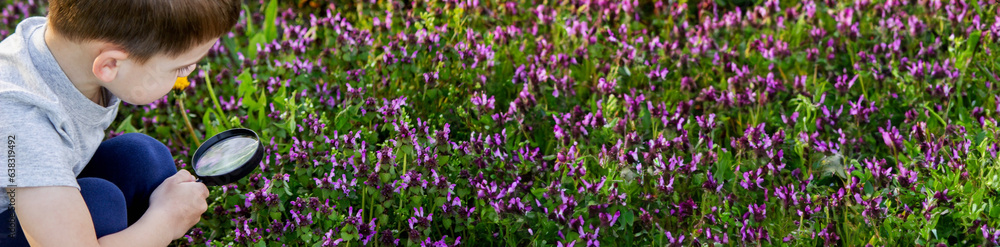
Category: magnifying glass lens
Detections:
[{"x1": 194, "y1": 135, "x2": 259, "y2": 177}]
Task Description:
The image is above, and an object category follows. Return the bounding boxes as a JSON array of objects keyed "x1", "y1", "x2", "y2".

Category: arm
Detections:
[
  {"x1": 16, "y1": 186, "x2": 170, "y2": 247},
  {"x1": 96, "y1": 210, "x2": 175, "y2": 247},
  {"x1": 15, "y1": 170, "x2": 208, "y2": 247}
]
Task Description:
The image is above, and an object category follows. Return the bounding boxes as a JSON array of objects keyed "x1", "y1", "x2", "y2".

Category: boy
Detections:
[{"x1": 0, "y1": 0, "x2": 240, "y2": 246}]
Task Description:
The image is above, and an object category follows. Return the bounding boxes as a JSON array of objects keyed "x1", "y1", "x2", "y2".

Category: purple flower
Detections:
[
  {"x1": 665, "y1": 231, "x2": 685, "y2": 247},
  {"x1": 833, "y1": 70, "x2": 858, "y2": 94},
  {"x1": 599, "y1": 210, "x2": 620, "y2": 227},
  {"x1": 818, "y1": 223, "x2": 840, "y2": 246},
  {"x1": 744, "y1": 203, "x2": 767, "y2": 222},
  {"x1": 878, "y1": 120, "x2": 905, "y2": 153},
  {"x1": 908, "y1": 59, "x2": 930, "y2": 80},
  {"x1": 377, "y1": 96, "x2": 409, "y2": 121},
  {"x1": 896, "y1": 163, "x2": 917, "y2": 190},
  {"x1": 933, "y1": 189, "x2": 953, "y2": 206},
  {"x1": 751, "y1": 34, "x2": 790, "y2": 59},
  {"x1": 854, "y1": 194, "x2": 886, "y2": 225},
  {"x1": 984, "y1": 225, "x2": 1000, "y2": 246},
  {"x1": 810, "y1": 27, "x2": 827, "y2": 42},
  {"x1": 578, "y1": 224, "x2": 601, "y2": 247},
  {"x1": 379, "y1": 230, "x2": 399, "y2": 246},
  {"x1": 702, "y1": 170, "x2": 723, "y2": 192},
  {"x1": 863, "y1": 158, "x2": 892, "y2": 185},
  {"x1": 739, "y1": 219, "x2": 770, "y2": 243},
  {"x1": 671, "y1": 199, "x2": 698, "y2": 221},
  {"x1": 357, "y1": 218, "x2": 378, "y2": 245},
  {"x1": 740, "y1": 168, "x2": 765, "y2": 190},
  {"x1": 646, "y1": 65, "x2": 669, "y2": 81},
  {"x1": 420, "y1": 235, "x2": 460, "y2": 247},
  {"x1": 816, "y1": 104, "x2": 843, "y2": 131},
  {"x1": 782, "y1": 112, "x2": 799, "y2": 126},
  {"x1": 320, "y1": 229, "x2": 344, "y2": 247},
  {"x1": 835, "y1": 8, "x2": 859, "y2": 39},
  {"x1": 696, "y1": 113, "x2": 717, "y2": 133},
  {"x1": 557, "y1": 240, "x2": 577, "y2": 247},
  {"x1": 848, "y1": 95, "x2": 878, "y2": 123},
  {"x1": 657, "y1": 175, "x2": 675, "y2": 194},
  {"x1": 909, "y1": 15, "x2": 927, "y2": 36},
  {"x1": 597, "y1": 77, "x2": 617, "y2": 95}
]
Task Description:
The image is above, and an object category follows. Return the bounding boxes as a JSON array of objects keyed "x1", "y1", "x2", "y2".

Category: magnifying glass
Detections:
[{"x1": 190, "y1": 128, "x2": 264, "y2": 186}]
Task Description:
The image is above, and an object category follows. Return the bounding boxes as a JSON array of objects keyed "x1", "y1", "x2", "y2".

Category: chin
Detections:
[
  {"x1": 116, "y1": 87, "x2": 172, "y2": 105},
  {"x1": 121, "y1": 98, "x2": 156, "y2": 105},
  {"x1": 121, "y1": 94, "x2": 168, "y2": 105}
]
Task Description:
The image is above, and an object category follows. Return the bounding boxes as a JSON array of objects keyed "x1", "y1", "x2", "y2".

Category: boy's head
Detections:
[{"x1": 47, "y1": 0, "x2": 241, "y2": 105}]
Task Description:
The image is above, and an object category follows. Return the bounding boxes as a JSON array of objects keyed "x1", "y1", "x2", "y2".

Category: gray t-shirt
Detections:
[{"x1": 0, "y1": 17, "x2": 121, "y2": 213}]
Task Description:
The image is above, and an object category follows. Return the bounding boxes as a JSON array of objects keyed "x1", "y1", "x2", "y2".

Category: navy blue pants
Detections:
[{"x1": 0, "y1": 133, "x2": 177, "y2": 246}]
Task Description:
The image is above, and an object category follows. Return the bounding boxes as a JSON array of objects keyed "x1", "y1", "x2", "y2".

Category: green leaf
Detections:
[
  {"x1": 621, "y1": 209, "x2": 635, "y2": 226},
  {"x1": 243, "y1": 94, "x2": 257, "y2": 109},
  {"x1": 340, "y1": 231, "x2": 355, "y2": 241},
  {"x1": 155, "y1": 126, "x2": 169, "y2": 137},
  {"x1": 335, "y1": 110, "x2": 351, "y2": 131},
  {"x1": 115, "y1": 115, "x2": 139, "y2": 133},
  {"x1": 247, "y1": 33, "x2": 267, "y2": 62},
  {"x1": 202, "y1": 110, "x2": 218, "y2": 137},
  {"x1": 283, "y1": 179, "x2": 293, "y2": 196},
  {"x1": 263, "y1": 0, "x2": 279, "y2": 41},
  {"x1": 966, "y1": 31, "x2": 981, "y2": 55},
  {"x1": 435, "y1": 196, "x2": 447, "y2": 208},
  {"x1": 817, "y1": 153, "x2": 847, "y2": 180},
  {"x1": 242, "y1": 5, "x2": 255, "y2": 34},
  {"x1": 257, "y1": 92, "x2": 268, "y2": 128},
  {"x1": 975, "y1": 131, "x2": 987, "y2": 146},
  {"x1": 237, "y1": 70, "x2": 253, "y2": 96}
]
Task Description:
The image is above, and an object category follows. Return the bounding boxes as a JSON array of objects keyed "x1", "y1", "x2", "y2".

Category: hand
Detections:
[{"x1": 146, "y1": 170, "x2": 210, "y2": 240}]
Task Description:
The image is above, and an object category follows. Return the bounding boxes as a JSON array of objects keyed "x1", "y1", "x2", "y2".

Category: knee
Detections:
[
  {"x1": 77, "y1": 178, "x2": 127, "y2": 237},
  {"x1": 102, "y1": 133, "x2": 177, "y2": 177},
  {"x1": 108, "y1": 133, "x2": 171, "y2": 160},
  {"x1": 78, "y1": 178, "x2": 126, "y2": 208}
]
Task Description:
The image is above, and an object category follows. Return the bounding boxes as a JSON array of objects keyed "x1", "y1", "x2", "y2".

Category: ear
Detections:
[{"x1": 92, "y1": 49, "x2": 129, "y2": 83}]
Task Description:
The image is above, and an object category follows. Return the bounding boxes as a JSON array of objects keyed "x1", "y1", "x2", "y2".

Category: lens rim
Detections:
[{"x1": 191, "y1": 128, "x2": 264, "y2": 186}]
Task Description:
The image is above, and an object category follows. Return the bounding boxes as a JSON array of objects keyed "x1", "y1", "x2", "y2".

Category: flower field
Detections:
[{"x1": 8, "y1": 0, "x2": 1000, "y2": 246}]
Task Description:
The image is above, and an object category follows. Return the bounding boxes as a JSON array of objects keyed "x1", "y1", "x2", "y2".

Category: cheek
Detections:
[{"x1": 123, "y1": 70, "x2": 175, "y2": 104}]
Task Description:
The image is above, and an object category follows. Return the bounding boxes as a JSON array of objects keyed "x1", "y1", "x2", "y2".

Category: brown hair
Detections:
[{"x1": 47, "y1": 0, "x2": 241, "y2": 64}]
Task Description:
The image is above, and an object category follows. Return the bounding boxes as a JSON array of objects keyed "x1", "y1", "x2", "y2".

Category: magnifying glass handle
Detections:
[{"x1": 195, "y1": 178, "x2": 203, "y2": 183}]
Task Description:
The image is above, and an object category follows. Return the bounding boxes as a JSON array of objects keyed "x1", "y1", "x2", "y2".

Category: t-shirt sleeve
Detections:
[{"x1": 0, "y1": 99, "x2": 80, "y2": 190}]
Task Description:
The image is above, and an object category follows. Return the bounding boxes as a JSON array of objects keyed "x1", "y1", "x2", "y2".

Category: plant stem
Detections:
[
  {"x1": 204, "y1": 64, "x2": 231, "y2": 129},
  {"x1": 177, "y1": 93, "x2": 201, "y2": 146}
]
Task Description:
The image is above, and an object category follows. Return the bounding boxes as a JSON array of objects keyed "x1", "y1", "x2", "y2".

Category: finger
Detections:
[
  {"x1": 197, "y1": 184, "x2": 210, "y2": 199},
  {"x1": 178, "y1": 182, "x2": 210, "y2": 199},
  {"x1": 175, "y1": 170, "x2": 196, "y2": 182},
  {"x1": 197, "y1": 200, "x2": 208, "y2": 213}
]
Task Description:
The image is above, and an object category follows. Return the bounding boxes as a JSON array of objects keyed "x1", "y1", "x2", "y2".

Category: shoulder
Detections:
[
  {"x1": 0, "y1": 80, "x2": 68, "y2": 144},
  {"x1": 0, "y1": 17, "x2": 61, "y2": 114},
  {"x1": 0, "y1": 17, "x2": 44, "y2": 61}
]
